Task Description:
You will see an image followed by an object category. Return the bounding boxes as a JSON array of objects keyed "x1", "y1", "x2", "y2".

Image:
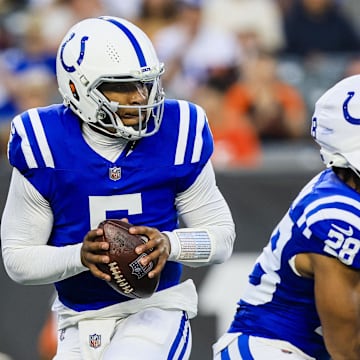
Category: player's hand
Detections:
[
  {"x1": 129, "y1": 225, "x2": 171, "y2": 279},
  {"x1": 80, "y1": 228, "x2": 111, "y2": 281}
]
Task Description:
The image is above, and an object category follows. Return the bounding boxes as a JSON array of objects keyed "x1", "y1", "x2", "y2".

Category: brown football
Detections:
[{"x1": 97, "y1": 219, "x2": 159, "y2": 299}]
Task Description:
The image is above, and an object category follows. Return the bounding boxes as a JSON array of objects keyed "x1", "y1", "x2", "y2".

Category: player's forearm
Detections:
[
  {"x1": 2, "y1": 242, "x2": 86, "y2": 285},
  {"x1": 1, "y1": 168, "x2": 87, "y2": 284},
  {"x1": 168, "y1": 161, "x2": 235, "y2": 267},
  {"x1": 165, "y1": 220, "x2": 235, "y2": 267}
]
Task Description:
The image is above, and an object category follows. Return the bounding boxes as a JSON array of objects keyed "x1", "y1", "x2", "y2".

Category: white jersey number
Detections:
[
  {"x1": 324, "y1": 228, "x2": 360, "y2": 266},
  {"x1": 88, "y1": 194, "x2": 142, "y2": 229}
]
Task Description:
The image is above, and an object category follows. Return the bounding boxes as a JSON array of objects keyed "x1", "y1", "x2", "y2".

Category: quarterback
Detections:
[{"x1": 1, "y1": 16, "x2": 235, "y2": 359}]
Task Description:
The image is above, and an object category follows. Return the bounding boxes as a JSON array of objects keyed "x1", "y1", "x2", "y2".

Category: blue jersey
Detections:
[
  {"x1": 229, "y1": 169, "x2": 360, "y2": 359},
  {"x1": 8, "y1": 99, "x2": 213, "y2": 311}
]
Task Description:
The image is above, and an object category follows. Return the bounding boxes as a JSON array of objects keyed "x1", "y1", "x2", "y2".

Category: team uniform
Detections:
[
  {"x1": 213, "y1": 168, "x2": 360, "y2": 360},
  {"x1": 2, "y1": 98, "x2": 234, "y2": 359},
  {"x1": 8, "y1": 99, "x2": 213, "y2": 310}
]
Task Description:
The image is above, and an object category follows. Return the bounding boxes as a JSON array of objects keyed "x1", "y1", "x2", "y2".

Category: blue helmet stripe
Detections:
[{"x1": 100, "y1": 17, "x2": 147, "y2": 67}]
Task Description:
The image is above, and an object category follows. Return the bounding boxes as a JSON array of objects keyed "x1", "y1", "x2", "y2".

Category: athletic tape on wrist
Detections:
[{"x1": 174, "y1": 229, "x2": 212, "y2": 261}]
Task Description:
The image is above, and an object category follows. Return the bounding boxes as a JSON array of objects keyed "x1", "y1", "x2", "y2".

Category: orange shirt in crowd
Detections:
[{"x1": 223, "y1": 81, "x2": 307, "y2": 140}]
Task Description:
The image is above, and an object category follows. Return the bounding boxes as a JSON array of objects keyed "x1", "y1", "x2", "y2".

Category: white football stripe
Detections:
[
  {"x1": 171, "y1": 318, "x2": 190, "y2": 359},
  {"x1": 13, "y1": 115, "x2": 37, "y2": 168},
  {"x1": 175, "y1": 100, "x2": 190, "y2": 165},
  {"x1": 28, "y1": 108, "x2": 55, "y2": 168},
  {"x1": 191, "y1": 105, "x2": 205, "y2": 163},
  {"x1": 301, "y1": 208, "x2": 360, "y2": 239},
  {"x1": 227, "y1": 336, "x2": 242, "y2": 359},
  {"x1": 297, "y1": 195, "x2": 360, "y2": 228},
  {"x1": 306, "y1": 208, "x2": 360, "y2": 230}
]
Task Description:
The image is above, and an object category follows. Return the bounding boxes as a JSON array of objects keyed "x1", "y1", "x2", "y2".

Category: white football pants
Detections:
[
  {"x1": 53, "y1": 308, "x2": 191, "y2": 360},
  {"x1": 213, "y1": 333, "x2": 316, "y2": 360}
]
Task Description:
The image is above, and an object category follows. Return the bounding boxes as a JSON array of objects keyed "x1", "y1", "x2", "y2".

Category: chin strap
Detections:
[
  {"x1": 320, "y1": 149, "x2": 349, "y2": 168},
  {"x1": 321, "y1": 148, "x2": 360, "y2": 178},
  {"x1": 87, "y1": 123, "x2": 119, "y2": 139},
  {"x1": 350, "y1": 166, "x2": 360, "y2": 179}
]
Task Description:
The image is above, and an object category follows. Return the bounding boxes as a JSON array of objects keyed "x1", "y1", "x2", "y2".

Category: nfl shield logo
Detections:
[
  {"x1": 130, "y1": 253, "x2": 154, "y2": 279},
  {"x1": 89, "y1": 333, "x2": 101, "y2": 349},
  {"x1": 109, "y1": 166, "x2": 121, "y2": 181}
]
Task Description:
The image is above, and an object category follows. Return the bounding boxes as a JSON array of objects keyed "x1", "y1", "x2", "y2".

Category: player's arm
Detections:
[
  {"x1": 166, "y1": 160, "x2": 235, "y2": 267},
  {"x1": 130, "y1": 160, "x2": 235, "y2": 278},
  {"x1": 1, "y1": 168, "x2": 88, "y2": 285},
  {"x1": 309, "y1": 253, "x2": 360, "y2": 359}
]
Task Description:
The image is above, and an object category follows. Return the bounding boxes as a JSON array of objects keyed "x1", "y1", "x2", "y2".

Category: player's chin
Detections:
[
  {"x1": 122, "y1": 118, "x2": 146, "y2": 130},
  {"x1": 122, "y1": 120, "x2": 140, "y2": 128}
]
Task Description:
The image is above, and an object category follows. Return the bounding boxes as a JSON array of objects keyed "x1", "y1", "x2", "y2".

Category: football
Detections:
[{"x1": 97, "y1": 219, "x2": 159, "y2": 299}]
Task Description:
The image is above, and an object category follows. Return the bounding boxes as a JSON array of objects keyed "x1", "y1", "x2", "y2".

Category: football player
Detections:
[
  {"x1": 213, "y1": 75, "x2": 360, "y2": 359},
  {"x1": 1, "y1": 16, "x2": 235, "y2": 359}
]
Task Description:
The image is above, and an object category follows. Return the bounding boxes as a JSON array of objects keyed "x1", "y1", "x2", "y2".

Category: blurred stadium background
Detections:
[{"x1": 1, "y1": 0, "x2": 360, "y2": 358}]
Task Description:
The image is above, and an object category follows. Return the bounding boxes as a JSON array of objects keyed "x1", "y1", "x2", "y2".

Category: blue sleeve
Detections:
[
  {"x1": 297, "y1": 200, "x2": 360, "y2": 269},
  {"x1": 308, "y1": 219, "x2": 360, "y2": 269},
  {"x1": 7, "y1": 109, "x2": 57, "y2": 200}
]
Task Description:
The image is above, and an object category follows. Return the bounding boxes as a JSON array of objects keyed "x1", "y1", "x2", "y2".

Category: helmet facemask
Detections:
[{"x1": 89, "y1": 71, "x2": 165, "y2": 140}]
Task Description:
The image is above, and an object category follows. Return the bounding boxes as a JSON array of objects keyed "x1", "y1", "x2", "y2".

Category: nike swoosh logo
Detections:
[{"x1": 332, "y1": 224, "x2": 354, "y2": 237}]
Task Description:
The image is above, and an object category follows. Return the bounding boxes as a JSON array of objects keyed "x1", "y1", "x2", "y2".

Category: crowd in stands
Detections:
[{"x1": 0, "y1": 0, "x2": 360, "y2": 172}]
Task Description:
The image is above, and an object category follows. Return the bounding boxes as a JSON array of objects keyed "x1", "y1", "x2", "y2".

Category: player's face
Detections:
[{"x1": 102, "y1": 82, "x2": 149, "y2": 129}]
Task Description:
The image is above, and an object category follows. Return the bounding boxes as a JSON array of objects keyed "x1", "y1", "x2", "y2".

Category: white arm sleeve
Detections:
[
  {"x1": 1, "y1": 168, "x2": 87, "y2": 285},
  {"x1": 165, "y1": 161, "x2": 236, "y2": 267}
]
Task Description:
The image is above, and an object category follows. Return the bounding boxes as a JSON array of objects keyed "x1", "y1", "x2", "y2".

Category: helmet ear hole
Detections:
[{"x1": 97, "y1": 110, "x2": 107, "y2": 121}]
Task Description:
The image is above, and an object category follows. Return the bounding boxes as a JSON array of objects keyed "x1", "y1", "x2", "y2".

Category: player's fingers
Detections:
[
  {"x1": 148, "y1": 253, "x2": 168, "y2": 279},
  {"x1": 135, "y1": 231, "x2": 169, "y2": 254},
  {"x1": 128, "y1": 225, "x2": 159, "y2": 240},
  {"x1": 138, "y1": 236, "x2": 169, "y2": 277},
  {"x1": 139, "y1": 245, "x2": 165, "y2": 263},
  {"x1": 84, "y1": 228, "x2": 103, "y2": 242},
  {"x1": 81, "y1": 243, "x2": 110, "y2": 266},
  {"x1": 83, "y1": 240, "x2": 109, "y2": 252},
  {"x1": 135, "y1": 237, "x2": 157, "y2": 253},
  {"x1": 87, "y1": 263, "x2": 111, "y2": 282},
  {"x1": 81, "y1": 250, "x2": 111, "y2": 281},
  {"x1": 85, "y1": 252, "x2": 110, "y2": 264}
]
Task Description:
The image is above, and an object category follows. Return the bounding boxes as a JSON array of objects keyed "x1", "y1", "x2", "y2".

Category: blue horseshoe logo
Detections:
[
  {"x1": 60, "y1": 32, "x2": 89, "y2": 73},
  {"x1": 343, "y1": 91, "x2": 360, "y2": 125}
]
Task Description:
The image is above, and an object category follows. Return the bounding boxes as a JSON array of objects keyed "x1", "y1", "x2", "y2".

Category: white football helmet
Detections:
[
  {"x1": 311, "y1": 74, "x2": 360, "y2": 175},
  {"x1": 56, "y1": 16, "x2": 165, "y2": 140}
]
